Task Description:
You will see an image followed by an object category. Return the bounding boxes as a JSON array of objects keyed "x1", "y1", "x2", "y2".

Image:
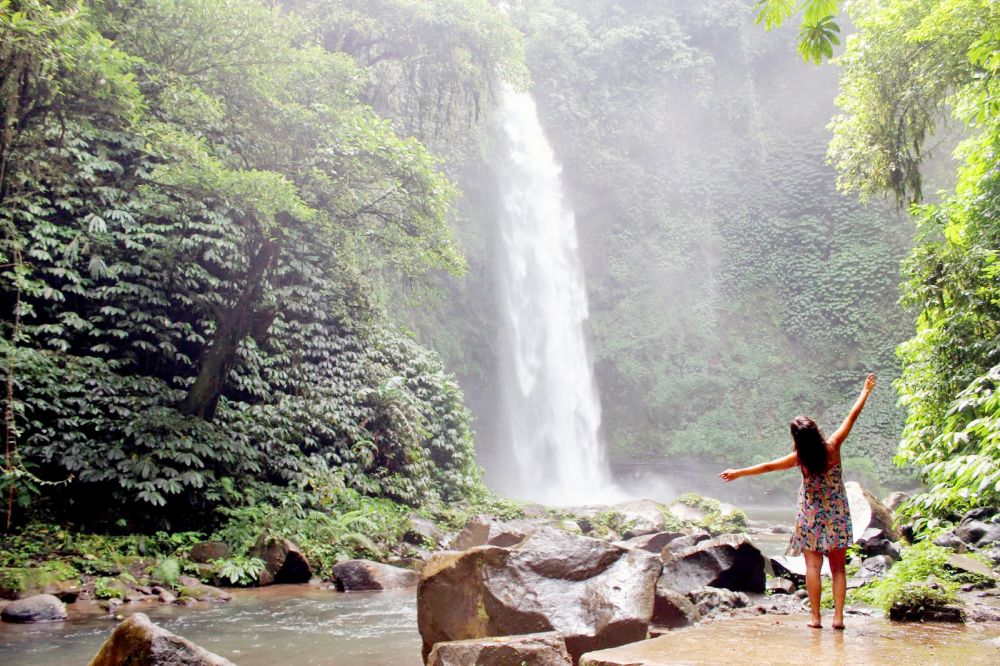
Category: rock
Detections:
[
  {"x1": 765, "y1": 577, "x2": 796, "y2": 595},
  {"x1": 623, "y1": 532, "x2": 685, "y2": 554},
  {"x1": 427, "y1": 632, "x2": 573, "y2": 666},
  {"x1": 845, "y1": 483, "x2": 900, "y2": 542},
  {"x1": 846, "y1": 482, "x2": 900, "y2": 542},
  {"x1": 667, "y1": 503, "x2": 704, "y2": 525},
  {"x1": 956, "y1": 520, "x2": 1000, "y2": 549},
  {"x1": 189, "y1": 541, "x2": 230, "y2": 563},
  {"x1": 332, "y1": 559, "x2": 421, "y2": 591},
  {"x1": 659, "y1": 534, "x2": 765, "y2": 594},
  {"x1": 687, "y1": 586, "x2": 750, "y2": 617},
  {"x1": 252, "y1": 535, "x2": 311, "y2": 584},
  {"x1": 558, "y1": 520, "x2": 584, "y2": 535},
  {"x1": 933, "y1": 531, "x2": 968, "y2": 553},
  {"x1": 882, "y1": 491, "x2": 910, "y2": 513},
  {"x1": 88, "y1": 612, "x2": 236, "y2": 665},
  {"x1": 158, "y1": 590, "x2": 177, "y2": 604},
  {"x1": 176, "y1": 577, "x2": 231, "y2": 603},
  {"x1": 102, "y1": 598, "x2": 124, "y2": 613},
  {"x1": 405, "y1": 516, "x2": 445, "y2": 548},
  {"x1": 857, "y1": 528, "x2": 901, "y2": 561},
  {"x1": 946, "y1": 554, "x2": 998, "y2": 581},
  {"x1": 661, "y1": 530, "x2": 711, "y2": 556},
  {"x1": 0, "y1": 594, "x2": 67, "y2": 623},
  {"x1": 889, "y1": 602, "x2": 965, "y2": 623},
  {"x1": 652, "y1": 585, "x2": 700, "y2": 628},
  {"x1": 770, "y1": 556, "x2": 831, "y2": 586},
  {"x1": 961, "y1": 507, "x2": 998, "y2": 523},
  {"x1": 418, "y1": 527, "x2": 661, "y2": 663},
  {"x1": 612, "y1": 500, "x2": 668, "y2": 538},
  {"x1": 449, "y1": 515, "x2": 538, "y2": 550},
  {"x1": 43, "y1": 580, "x2": 81, "y2": 603},
  {"x1": 848, "y1": 555, "x2": 892, "y2": 588},
  {"x1": 521, "y1": 503, "x2": 550, "y2": 519}
]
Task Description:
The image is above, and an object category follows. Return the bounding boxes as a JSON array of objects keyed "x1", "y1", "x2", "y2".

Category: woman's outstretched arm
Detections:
[
  {"x1": 719, "y1": 451, "x2": 798, "y2": 482},
  {"x1": 829, "y1": 373, "x2": 877, "y2": 450}
]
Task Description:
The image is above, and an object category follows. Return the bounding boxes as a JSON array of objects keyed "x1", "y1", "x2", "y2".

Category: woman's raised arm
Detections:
[
  {"x1": 719, "y1": 451, "x2": 798, "y2": 482},
  {"x1": 829, "y1": 373, "x2": 876, "y2": 450}
]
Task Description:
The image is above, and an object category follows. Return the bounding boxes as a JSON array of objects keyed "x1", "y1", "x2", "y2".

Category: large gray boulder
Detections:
[
  {"x1": 846, "y1": 482, "x2": 900, "y2": 542},
  {"x1": 252, "y1": 535, "x2": 311, "y2": 585},
  {"x1": 88, "y1": 612, "x2": 235, "y2": 665},
  {"x1": 332, "y1": 559, "x2": 420, "y2": 591},
  {"x1": 418, "y1": 527, "x2": 662, "y2": 664},
  {"x1": 189, "y1": 541, "x2": 230, "y2": 564},
  {"x1": 0, "y1": 594, "x2": 66, "y2": 623},
  {"x1": 659, "y1": 534, "x2": 765, "y2": 594},
  {"x1": 427, "y1": 632, "x2": 572, "y2": 666}
]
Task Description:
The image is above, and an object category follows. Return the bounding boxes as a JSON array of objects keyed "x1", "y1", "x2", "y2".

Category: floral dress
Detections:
[{"x1": 789, "y1": 463, "x2": 853, "y2": 553}]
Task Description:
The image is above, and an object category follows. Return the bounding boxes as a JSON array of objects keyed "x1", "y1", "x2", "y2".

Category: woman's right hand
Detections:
[
  {"x1": 719, "y1": 469, "x2": 739, "y2": 482},
  {"x1": 864, "y1": 373, "x2": 876, "y2": 393}
]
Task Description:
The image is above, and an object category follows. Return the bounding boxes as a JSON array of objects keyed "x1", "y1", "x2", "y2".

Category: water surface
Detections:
[{"x1": 0, "y1": 585, "x2": 421, "y2": 665}]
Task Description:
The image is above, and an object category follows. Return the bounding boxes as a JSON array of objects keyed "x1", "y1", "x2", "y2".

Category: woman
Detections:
[{"x1": 719, "y1": 373, "x2": 876, "y2": 629}]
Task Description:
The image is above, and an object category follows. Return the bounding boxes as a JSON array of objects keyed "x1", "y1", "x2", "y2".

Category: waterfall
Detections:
[{"x1": 494, "y1": 87, "x2": 619, "y2": 505}]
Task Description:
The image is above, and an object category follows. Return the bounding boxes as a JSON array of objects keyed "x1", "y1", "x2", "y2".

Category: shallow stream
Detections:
[{"x1": 0, "y1": 585, "x2": 421, "y2": 665}]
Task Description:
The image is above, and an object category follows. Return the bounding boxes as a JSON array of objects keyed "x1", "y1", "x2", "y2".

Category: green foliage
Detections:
[
  {"x1": 93, "y1": 576, "x2": 125, "y2": 600},
  {"x1": 150, "y1": 557, "x2": 180, "y2": 588},
  {"x1": 0, "y1": 0, "x2": 521, "y2": 528},
  {"x1": 215, "y1": 556, "x2": 266, "y2": 587},
  {"x1": 756, "y1": 0, "x2": 842, "y2": 63},
  {"x1": 849, "y1": 540, "x2": 960, "y2": 612},
  {"x1": 826, "y1": 0, "x2": 1000, "y2": 522}
]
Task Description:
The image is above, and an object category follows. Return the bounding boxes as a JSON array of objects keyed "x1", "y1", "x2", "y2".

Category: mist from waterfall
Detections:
[{"x1": 493, "y1": 86, "x2": 622, "y2": 506}]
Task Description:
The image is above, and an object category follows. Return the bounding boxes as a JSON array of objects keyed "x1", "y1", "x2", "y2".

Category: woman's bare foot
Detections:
[
  {"x1": 832, "y1": 613, "x2": 845, "y2": 630},
  {"x1": 807, "y1": 620, "x2": 822, "y2": 628}
]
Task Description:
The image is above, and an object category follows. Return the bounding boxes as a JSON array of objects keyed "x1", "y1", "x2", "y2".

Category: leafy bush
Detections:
[{"x1": 215, "y1": 557, "x2": 267, "y2": 587}]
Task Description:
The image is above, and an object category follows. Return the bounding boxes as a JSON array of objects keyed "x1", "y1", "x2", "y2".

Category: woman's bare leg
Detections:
[
  {"x1": 803, "y1": 549, "x2": 824, "y2": 627},
  {"x1": 828, "y1": 547, "x2": 848, "y2": 628}
]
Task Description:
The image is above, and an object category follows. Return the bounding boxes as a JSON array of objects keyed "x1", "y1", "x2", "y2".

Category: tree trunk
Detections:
[{"x1": 179, "y1": 237, "x2": 279, "y2": 420}]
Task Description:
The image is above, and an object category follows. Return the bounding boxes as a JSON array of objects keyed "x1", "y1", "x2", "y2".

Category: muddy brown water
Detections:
[{"x1": 0, "y1": 585, "x2": 422, "y2": 665}]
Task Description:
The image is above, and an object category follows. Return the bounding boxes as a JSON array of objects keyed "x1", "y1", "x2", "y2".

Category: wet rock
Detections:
[
  {"x1": 189, "y1": 541, "x2": 230, "y2": 563},
  {"x1": 158, "y1": 590, "x2": 177, "y2": 604},
  {"x1": 89, "y1": 612, "x2": 236, "y2": 665},
  {"x1": 418, "y1": 527, "x2": 661, "y2": 663},
  {"x1": 450, "y1": 515, "x2": 538, "y2": 550},
  {"x1": 332, "y1": 559, "x2": 420, "y2": 591},
  {"x1": 956, "y1": 520, "x2": 1000, "y2": 549},
  {"x1": 659, "y1": 534, "x2": 765, "y2": 594},
  {"x1": 889, "y1": 602, "x2": 965, "y2": 623},
  {"x1": 558, "y1": 520, "x2": 584, "y2": 535},
  {"x1": 848, "y1": 555, "x2": 893, "y2": 588},
  {"x1": 427, "y1": 632, "x2": 572, "y2": 666},
  {"x1": 946, "y1": 554, "x2": 998, "y2": 582},
  {"x1": 252, "y1": 535, "x2": 311, "y2": 584},
  {"x1": 882, "y1": 491, "x2": 910, "y2": 513},
  {"x1": 846, "y1": 482, "x2": 900, "y2": 542},
  {"x1": 687, "y1": 586, "x2": 750, "y2": 617},
  {"x1": 176, "y1": 577, "x2": 231, "y2": 603},
  {"x1": 857, "y1": 528, "x2": 901, "y2": 561},
  {"x1": 405, "y1": 516, "x2": 445, "y2": 548},
  {"x1": 102, "y1": 598, "x2": 124, "y2": 613},
  {"x1": 652, "y1": 585, "x2": 700, "y2": 628},
  {"x1": 43, "y1": 580, "x2": 81, "y2": 603},
  {"x1": 661, "y1": 530, "x2": 710, "y2": 556},
  {"x1": 933, "y1": 531, "x2": 968, "y2": 553},
  {"x1": 612, "y1": 500, "x2": 668, "y2": 538},
  {"x1": 765, "y1": 577, "x2": 796, "y2": 595},
  {"x1": 624, "y1": 532, "x2": 685, "y2": 554},
  {"x1": 0, "y1": 594, "x2": 67, "y2": 623}
]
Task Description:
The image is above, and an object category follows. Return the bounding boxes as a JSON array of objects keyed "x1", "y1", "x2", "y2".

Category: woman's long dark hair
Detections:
[{"x1": 790, "y1": 416, "x2": 829, "y2": 476}]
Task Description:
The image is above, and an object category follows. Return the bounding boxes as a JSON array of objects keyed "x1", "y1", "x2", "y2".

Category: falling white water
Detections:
[{"x1": 494, "y1": 87, "x2": 621, "y2": 505}]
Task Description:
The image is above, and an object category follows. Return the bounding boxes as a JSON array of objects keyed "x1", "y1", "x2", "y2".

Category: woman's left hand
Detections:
[{"x1": 719, "y1": 469, "x2": 739, "y2": 482}]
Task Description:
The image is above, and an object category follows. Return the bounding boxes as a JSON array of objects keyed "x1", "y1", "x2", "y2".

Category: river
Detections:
[{"x1": 0, "y1": 585, "x2": 421, "y2": 665}]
